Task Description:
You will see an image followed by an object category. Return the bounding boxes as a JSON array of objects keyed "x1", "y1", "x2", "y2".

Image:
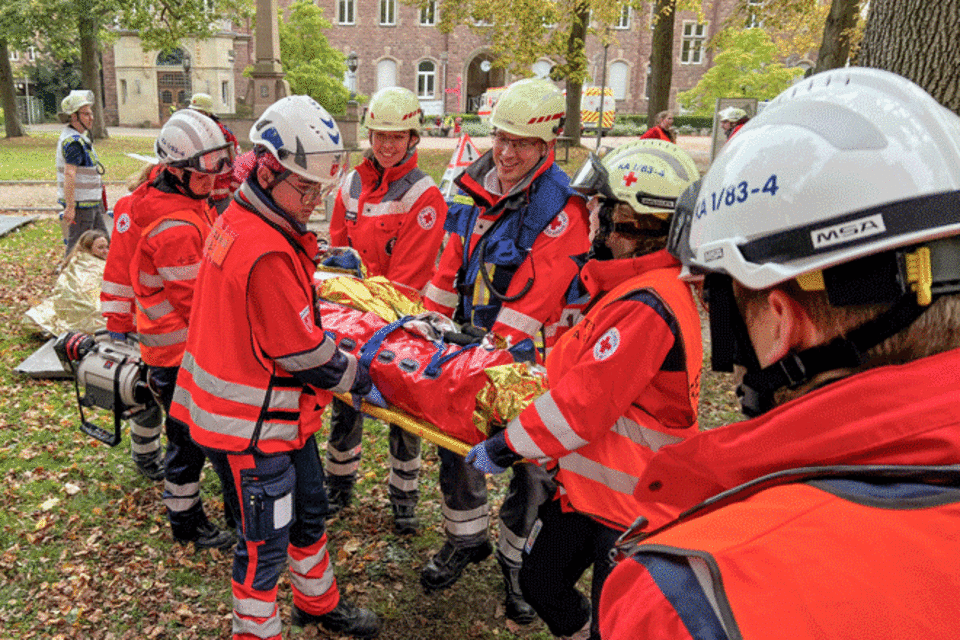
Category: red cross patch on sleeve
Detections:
[{"x1": 593, "y1": 327, "x2": 620, "y2": 361}]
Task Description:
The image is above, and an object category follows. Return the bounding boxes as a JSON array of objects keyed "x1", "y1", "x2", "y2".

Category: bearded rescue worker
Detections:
[
  {"x1": 465, "y1": 140, "x2": 702, "y2": 640},
  {"x1": 421, "y1": 78, "x2": 590, "y2": 624},
  {"x1": 170, "y1": 96, "x2": 380, "y2": 640},
  {"x1": 600, "y1": 68, "x2": 960, "y2": 640},
  {"x1": 56, "y1": 89, "x2": 110, "y2": 255},
  {"x1": 324, "y1": 86, "x2": 448, "y2": 535},
  {"x1": 130, "y1": 109, "x2": 236, "y2": 549}
]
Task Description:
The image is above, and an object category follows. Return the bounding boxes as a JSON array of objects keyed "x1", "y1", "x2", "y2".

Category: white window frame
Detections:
[
  {"x1": 338, "y1": 0, "x2": 355, "y2": 25},
  {"x1": 609, "y1": 61, "x2": 629, "y2": 100},
  {"x1": 746, "y1": 0, "x2": 764, "y2": 29},
  {"x1": 9, "y1": 50, "x2": 19, "y2": 62},
  {"x1": 680, "y1": 21, "x2": 707, "y2": 65},
  {"x1": 615, "y1": 5, "x2": 631, "y2": 30},
  {"x1": 420, "y1": 1, "x2": 436, "y2": 26},
  {"x1": 27, "y1": 46, "x2": 37, "y2": 62},
  {"x1": 417, "y1": 60, "x2": 436, "y2": 98},
  {"x1": 380, "y1": 0, "x2": 397, "y2": 26}
]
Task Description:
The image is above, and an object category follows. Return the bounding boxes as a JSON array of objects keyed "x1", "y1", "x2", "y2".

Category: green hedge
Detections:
[{"x1": 614, "y1": 114, "x2": 713, "y2": 129}]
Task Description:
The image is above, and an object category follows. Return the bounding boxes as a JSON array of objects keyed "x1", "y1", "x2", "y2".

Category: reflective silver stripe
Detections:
[
  {"x1": 56, "y1": 128, "x2": 103, "y2": 202},
  {"x1": 326, "y1": 443, "x2": 362, "y2": 462},
  {"x1": 360, "y1": 200, "x2": 407, "y2": 217},
  {"x1": 497, "y1": 521, "x2": 527, "y2": 565},
  {"x1": 326, "y1": 458, "x2": 360, "y2": 476},
  {"x1": 233, "y1": 596, "x2": 281, "y2": 638},
  {"x1": 558, "y1": 452, "x2": 639, "y2": 496},
  {"x1": 100, "y1": 300, "x2": 131, "y2": 314},
  {"x1": 687, "y1": 556, "x2": 731, "y2": 634},
  {"x1": 138, "y1": 271, "x2": 163, "y2": 288},
  {"x1": 534, "y1": 392, "x2": 589, "y2": 451},
  {"x1": 163, "y1": 479, "x2": 200, "y2": 512},
  {"x1": 274, "y1": 338, "x2": 338, "y2": 373},
  {"x1": 442, "y1": 502, "x2": 490, "y2": 537},
  {"x1": 130, "y1": 421, "x2": 162, "y2": 439},
  {"x1": 388, "y1": 470, "x2": 419, "y2": 492},
  {"x1": 423, "y1": 282, "x2": 459, "y2": 309},
  {"x1": 496, "y1": 307, "x2": 541, "y2": 338},
  {"x1": 289, "y1": 556, "x2": 336, "y2": 597},
  {"x1": 400, "y1": 175, "x2": 436, "y2": 208},
  {"x1": 101, "y1": 280, "x2": 135, "y2": 297},
  {"x1": 130, "y1": 439, "x2": 161, "y2": 455},
  {"x1": 139, "y1": 327, "x2": 188, "y2": 347},
  {"x1": 182, "y1": 352, "x2": 299, "y2": 411},
  {"x1": 137, "y1": 298, "x2": 175, "y2": 320},
  {"x1": 157, "y1": 262, "x2": 201, "y2": 282},
  {"x1": 389, "y1": 454, "x2": 422, "y2": 472},
  {"x1": 176, "y1": 388, "x2": 301, "y2": 443},
  {"x1": 505, "y1": 416, "x2": 546, "y2": 460},
  {"x1": 288, "y1": 544, "x2": 328, "y2": 577},
  {"x1": 234, "y1": 594, "x2": 278, "y2": 619},
  {"x1": 329, "y1": 352, "x2": 358, "y2": 394},
  {"x1": 612, "y1": 417, "x2": 685, "y2": 452},
  {"x1": 147, "y1": 219, "x2": 193, "y2": 237}
]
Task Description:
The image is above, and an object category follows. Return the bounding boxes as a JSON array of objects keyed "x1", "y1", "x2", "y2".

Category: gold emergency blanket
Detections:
[
  {"x1": 315, "y1": 275, "x2": 547, "y2": 440},
  {"x1": 24, "y1": 252, "x2": 106, "y2": 337}
]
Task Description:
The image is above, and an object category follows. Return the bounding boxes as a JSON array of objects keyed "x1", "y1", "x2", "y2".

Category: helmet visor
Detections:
[
  {"x1": 278, "y1": 148, "x2": 345, "y2": 186},
  {"x1": 570, "y1": 153, "x2": 617, "y2": 200},
  {"x1": 172, "y1": 144, "x2": 234, "y2": 175},
  {"x1": 666, "y1": 180, "x2": 701, "y2": 267}
]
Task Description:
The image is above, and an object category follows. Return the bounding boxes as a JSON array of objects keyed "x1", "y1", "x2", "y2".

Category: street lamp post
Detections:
[
  {"x1": 182, "y1": 51, "x2": 193, "y2": 105},
  {"x1": 347, "y1": 51, "x2": 359, "y2": 103}
]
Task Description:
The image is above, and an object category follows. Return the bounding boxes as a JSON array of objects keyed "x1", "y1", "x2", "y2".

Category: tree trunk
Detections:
[
  {"x1": 79, "y1": 13, "x2": 109, "y2": 139},
  {"x1": 0, "y1": 40, "x2": 27, "y2": 138},
  {"x1": 648, "y1": 0, "x2": 675, "y2": 125},
  {"x1": 563, "y1": 3, "x2": 590, "y2": 147},
  {"x1": 857, "y1": 0, "x2": 960, "y2": 114},
  {"x1": 814, "y1": 0, "x2": 861, "y2": 73}
]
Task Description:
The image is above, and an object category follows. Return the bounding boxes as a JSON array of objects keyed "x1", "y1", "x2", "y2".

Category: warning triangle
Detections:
[{"x1": 439, "y1": 134, "x2": 480, "y2": 199}]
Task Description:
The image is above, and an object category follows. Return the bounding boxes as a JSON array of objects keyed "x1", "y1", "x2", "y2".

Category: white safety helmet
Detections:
[
  {"x1": 364, "y1": 87, "x2": 423, "y2": 133},
  {"x1": 718, "y1": 106, "x2": 747, "y2": 123},
  {"x1": 250, "y1": 95, "x2": 344, "y2": 185},
  {"x1": 572, "y1": 139, "x2": 700, "y2": 219},
  {"x1": 490, "y1": 78, "x2": 565, "y2": 142},
  {"x1": 61, "y1": 90, "x2": 94, "y2": 115},
  {"x1": 188, "y1": 93, "x2": 215, "y2": 114},
  {"x1": 155, "y1": 109, "x2": 232, "y2": 174},
  {"x1": 675, "y1": 67, "x2": 960, "y2": 292}
]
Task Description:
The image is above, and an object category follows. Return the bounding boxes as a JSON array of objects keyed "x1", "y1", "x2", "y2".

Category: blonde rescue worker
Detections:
[
  {"x1": 130, "y1": 109, "x2": 237, "y2": 550},
  {"x1": 171, "y1": 96, "x2": 380, "y2": 639},
  {"x1": 601, "y1": 68, "x2": 960, "y2": 640},
  {"x1": 420, "y1": 78, "x2": 591, "y2": 625},
  {"x1": 465, "y1": 141, "x2": 702, "y2": 640},
  {"x1": 324, "y1": 87, "x2": 448, "y2": 535},
  {"x1": 56, "y1": 90, "x2": 109, "y2": 255}
]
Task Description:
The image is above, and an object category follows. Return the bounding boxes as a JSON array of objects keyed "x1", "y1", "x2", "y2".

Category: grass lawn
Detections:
[
  {"x1": 0, "y1": 133, "x2": 158, "y2": 182},
  {"x1": 0, "y1": 134, "x2": 739, "y2": 638}
]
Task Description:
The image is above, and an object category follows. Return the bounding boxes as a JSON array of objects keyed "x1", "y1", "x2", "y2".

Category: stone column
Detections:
[{"x1": 251, "y1": 0, "x2": 289, "y2": 117}]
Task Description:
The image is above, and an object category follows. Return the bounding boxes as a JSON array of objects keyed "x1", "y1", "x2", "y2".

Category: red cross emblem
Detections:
[
  {"x1": 418, "y1": 206, "x2": 437, "y2": 230},
  {"x1": 544, "y1": 212, "x2": 568, "y2": 238},
  {"x1": 593, "y1": 327, "x2": 620, "y2": 361},
  {"x1": 623, "y1": 171, "x2": 638, "y2": 187}
]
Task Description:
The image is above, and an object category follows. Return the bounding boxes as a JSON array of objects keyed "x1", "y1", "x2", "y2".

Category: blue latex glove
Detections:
[
  {"x1": 108, "y1": 331, "x2": 128, "y2": 342},
  {"x1": 352, "y1": 382, "x2": 387, "y2": 410},
  {"x1": 465, "y1": 442, "x2": 508, "y2": 475}
]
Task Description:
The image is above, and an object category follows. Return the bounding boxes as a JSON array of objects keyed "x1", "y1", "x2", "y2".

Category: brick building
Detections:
[{"x1": 92, "y1": 0, "x2": 749, "y2": 126}]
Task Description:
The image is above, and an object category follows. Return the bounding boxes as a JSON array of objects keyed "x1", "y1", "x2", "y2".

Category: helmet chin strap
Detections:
[{"x1": 736, "y1": 294, "x2": 929, "y2": 417}]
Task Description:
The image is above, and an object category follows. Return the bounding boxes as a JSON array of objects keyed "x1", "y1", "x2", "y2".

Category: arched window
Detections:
[
  {"x1": 609, "y1": 61, "x2": 629, "y2": 100},
  {"x1": 531, "y1": 60, "x2": 552, "y2": 79},
  {"x1": 417, "y1": 60, "x2": 436, "y2": 98},
  {"x1": 377, "y1": 59, "x2": 397, "y2": 92}
]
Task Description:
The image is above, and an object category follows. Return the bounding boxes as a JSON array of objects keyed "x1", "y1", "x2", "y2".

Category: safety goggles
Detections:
[
  {"x1": 665, "y1": 179, "x2": 701, "y2": 267},
  {"x1": 570, "y1": 153, "x2": 617, "y2": 200},
  {"x1": 170, "y1": 143, "x2": 234, "y2": 175}
]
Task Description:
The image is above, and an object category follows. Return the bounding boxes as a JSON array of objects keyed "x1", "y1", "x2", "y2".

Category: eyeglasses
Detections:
[
  {"x1": 286, "y1": 177, "x2": 330, "y2": 205},
  {"x1": 172, "y1": 144, "x2": 234, "y2": 175},
  {"x1": 492, "y1": 133, "x2": 541, "y2": 153}
]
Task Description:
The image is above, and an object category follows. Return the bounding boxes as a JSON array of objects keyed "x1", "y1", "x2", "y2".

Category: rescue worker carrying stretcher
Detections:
[
  {"x1": 600, "y1": 68, "x2": 960, "y2": 640},
  {"x1": 130, "y1": 109, "x2": 236, "y2": 550},
  {"x1": 465, "y1": 140, "x2": 703, "y2": 640},
  {"x1": 421, "y1": 78, "x2": 591, "y2": 625},
  {"x1": 324, "y1": 86, "x2": 448, "y2": 536},
  {"x1": 171, "y1": 96, "x2": 380, "y2": 640}
]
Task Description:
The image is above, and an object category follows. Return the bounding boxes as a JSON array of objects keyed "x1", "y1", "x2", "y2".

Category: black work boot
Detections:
[
  {"x1": 499, "y1": 557, "x2": 537, "y2": 625},
  {"x1": 176, "y1": 520, "x2": 237, "y2": 551},
  {"x1": 326, "y1": 481, "x2": 354, "y2": 517},
  {"x1": 292, "y1": 598, "x2": 380, "y2": 638},
  {"x1": 420, "y1": 540, "x2": 493, "y2": 591},
  {"x1": 133, "y1": 448, "x2": 165, "y2": 481},
  {"x1": 391, "y1": 502, "x2": 419, "y2": 536}
]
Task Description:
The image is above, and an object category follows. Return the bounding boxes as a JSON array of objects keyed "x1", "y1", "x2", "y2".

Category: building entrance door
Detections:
[{"x1": 157, "y1": 71, "x2": 189, "y2": 124}]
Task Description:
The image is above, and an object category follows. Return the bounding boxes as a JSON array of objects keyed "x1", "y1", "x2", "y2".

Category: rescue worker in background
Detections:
[
  {"x1": 639, "y1": 111, "x2": 676, "y2": 143},
  {"x1": 56, "y1": 89, "x2": 109, "y2": 256},
  {"x1": 100, "y1": 161, "x2": 165, "y2": 481},
  {"x1": 325, "y1": 86, "x2": 448, "y2": 536},
  {"x1": 170, "y1": 96, "x2": 380, "y2": 640},
  {"x1": 466, "y1": 140, "x2": 702, "y2": 640},
  {"x1": 718, "y1": 106, "x2": 749, "y2": 141},
  {"x1": 130, "y1": 109, "x2": 236, "y2": 550},
  {"x1": 421, "y1": 78, "x2": 591, "y2": 625},
  {"x1": 601, "y1": 68, "x2": 960, "y2": 639},
  {"x1": 188, "y1": 92, "x2": 241, "y2": 212}
]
